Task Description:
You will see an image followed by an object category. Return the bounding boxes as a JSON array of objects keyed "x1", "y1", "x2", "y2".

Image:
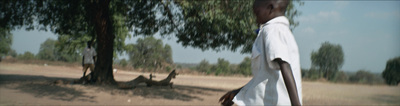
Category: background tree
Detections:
[
  {"x1": 55, "y1": 35, "x2": 93, "y2": 61},
  {"x1": 163, "y1": 44, "x2": 173, "y2": 64},
  {"x1": 118, "y1": 59, "x2": 128, "y2": 67},
  {"x1": 382, "y1": 56, "x2": 400, "y2": 86},
  {"x1": 126, "y1": 36, "x2": 173, "y2": 72},
  {"x1": 0, "y1": 28, "x2": 12, "y2": 58},
  {"x1": 311, "y1": 42, "x2": 344, "y2": 81},
  {"x1": 37, "y1": 38, "x2": 57, "y2": 61},
  {"x1": 37, "y1": 38, "x2": 80, "y2": 62}
]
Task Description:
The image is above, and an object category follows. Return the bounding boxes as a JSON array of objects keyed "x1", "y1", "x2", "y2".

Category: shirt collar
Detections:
[{"x1": 260, "y1": 16, "x2": 290, "y2": 28}]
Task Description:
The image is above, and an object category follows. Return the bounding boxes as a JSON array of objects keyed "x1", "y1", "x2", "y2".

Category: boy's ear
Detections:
[{"x1": 268, "y1": 4, "x2": 274, "y2": 15}]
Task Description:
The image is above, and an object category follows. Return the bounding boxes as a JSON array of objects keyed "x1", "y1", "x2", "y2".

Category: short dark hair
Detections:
[
  {"x1": 253, "y1": 0, "x2": 289, "y2": 14},
  {"x1": 87, "y1": 41, "x2": 92, "y2": 46}
]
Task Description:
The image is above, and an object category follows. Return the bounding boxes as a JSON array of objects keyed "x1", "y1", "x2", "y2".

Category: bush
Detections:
[
  {"x1": 119, "y1": 59, "x2": 128, "y2": 67},
  {"x1": 197, "y1": 59, "x2": 212, "y2": 74},
  {"x1": 237, "y1": 57, "x2": 252, "y2": 76},
  {"x1": 302, "y1": 68, "x2": 321, "y2": 81},
  {"x1": 165, "y1": 66, "x2": 172, "y2": 72},
  {"x1": 382, "y1": 57, "x2": 400, "y2": 86},
  {"x1": 333, "y1": 71, "x2": 348, "y2": 83},
  {"x1": 17, "y1": 52, "x2": 36, "y2": 60},
  {"x1": 349, "y1": 70, "x2": 383, "y2": 85}
]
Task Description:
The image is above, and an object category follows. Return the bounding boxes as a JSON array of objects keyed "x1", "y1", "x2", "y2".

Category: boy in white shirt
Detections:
[
  {"x1": 219, "y1": 0, "x2": 302, "y2": 105},
  {"x1": 82, "y1": 41, "x2": 97, "y2": 78}
]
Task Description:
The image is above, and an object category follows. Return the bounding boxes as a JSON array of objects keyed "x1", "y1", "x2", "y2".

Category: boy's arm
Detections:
[
  {"x1": 219, "y1": 86, "x2": 243, "y2": 106},
  {"x1": 82, "y1": 56, "x2": 84, "y2": 66},
  {"x1": 274, "y1": 58, "x2": 301, "y2": 106},
  {"x1": 93, "y1": 56, "x2": 96, "y2": 63}
]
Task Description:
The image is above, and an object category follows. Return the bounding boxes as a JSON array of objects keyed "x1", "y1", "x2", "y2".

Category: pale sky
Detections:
[{"x1": 11, "y1": 1, "x2": 400, "y2": 73}]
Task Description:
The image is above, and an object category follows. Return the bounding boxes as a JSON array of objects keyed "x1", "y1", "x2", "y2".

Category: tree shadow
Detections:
[
  {"x1": 105, "y1": 83, "x2": 226, "y2": 101},
  {"x1": 0, "y1": 74, "x2": 228, "y2": 102},
  {"x1": 0, "y1": 74, "x2": 96, "y2": 103}
]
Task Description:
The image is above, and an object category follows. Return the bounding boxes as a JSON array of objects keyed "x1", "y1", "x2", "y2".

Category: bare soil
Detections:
[{"x1": 0, "y1": 62, "x2": 399, "y2": 105}]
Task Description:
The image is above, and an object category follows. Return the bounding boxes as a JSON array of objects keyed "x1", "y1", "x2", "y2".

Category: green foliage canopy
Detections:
[
  {"x1": 1, "y1": 0, "x2": 302, "y2": 84},
  {"x1": 175, "y1": 0, "x2": 303, "y2": 53}
]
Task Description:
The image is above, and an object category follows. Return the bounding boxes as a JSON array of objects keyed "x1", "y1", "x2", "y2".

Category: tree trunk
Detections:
[{"x1": 89, "y1": 0, "x2": 116, "y2": 85}]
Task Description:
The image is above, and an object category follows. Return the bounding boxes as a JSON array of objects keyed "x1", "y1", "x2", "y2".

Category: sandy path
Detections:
[{"x1": 0, "y1": 62, "x2": 399, "y2": 105}]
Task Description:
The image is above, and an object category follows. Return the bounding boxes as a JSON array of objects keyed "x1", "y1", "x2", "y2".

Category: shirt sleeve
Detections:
[
  {"x1": 264, "y1": 28, "x2": 290, "y2": 70},
  {"x1": 92, "y1": 49, "x2": 97, "y2": 56},
  {"x1": 82, "y1": 48, "x2": 87, "y2": 57}
]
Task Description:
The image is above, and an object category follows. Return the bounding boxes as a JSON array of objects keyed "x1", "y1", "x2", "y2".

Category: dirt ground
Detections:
[{"x1": 0, "y1": 62, "x2": 399, "y2": 105}]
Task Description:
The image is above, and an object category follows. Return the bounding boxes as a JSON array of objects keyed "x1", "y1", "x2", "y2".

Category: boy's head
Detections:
[
  {"x1": 87, "y1": 41, "x2": 92, "y2": 48},
  {"x1": 253, "y1": 0, "x2": 289, "y2": 24}
]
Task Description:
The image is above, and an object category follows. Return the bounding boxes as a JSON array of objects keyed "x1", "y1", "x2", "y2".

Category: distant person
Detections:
[
  {"x1": 82, "y1": 41, "x2": 97, "y2": 78},
  {"x1": 219, "y1": 0, "x2": 302, "y2": 105}
]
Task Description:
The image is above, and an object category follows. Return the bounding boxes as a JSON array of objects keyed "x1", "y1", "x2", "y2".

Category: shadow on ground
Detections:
[
  {"x1": 0, "y1": 74, "x2": 227, "y2": 103},
  {"x1": 105, "y1": 83, "x2": 226, "y2": 101},
  {"x1": 0, "y1": 74, "x2": 96, "y2": 102}
]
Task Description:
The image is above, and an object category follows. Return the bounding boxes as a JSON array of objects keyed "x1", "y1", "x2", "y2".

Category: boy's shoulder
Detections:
[{"x1": 262, "y1": 17, "x2": 291, "y2": 34}]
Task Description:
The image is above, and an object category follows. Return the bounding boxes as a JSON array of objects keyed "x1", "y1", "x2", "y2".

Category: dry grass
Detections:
[{"x1": 303, "y1": 82, "x2": 400, "y2": 105}]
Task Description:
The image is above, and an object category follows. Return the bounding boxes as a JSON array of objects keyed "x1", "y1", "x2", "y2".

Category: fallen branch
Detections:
[{"x1": 118, "y1": 70, "x2": 179, "y2": 89}]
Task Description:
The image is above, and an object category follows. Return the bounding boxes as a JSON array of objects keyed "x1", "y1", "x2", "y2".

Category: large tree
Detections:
[
  {"x1": 311, "y1": 42, "x2": 344, "y2": 81},
  {"x1": 382, "y1": 56, "x2": 400, "y2": 86},
  {"x1": 1, "y1": 0, "x2": 176, "y2": 84},
  {"x1": 1, "y1": 0, "x2": 302, "y2": 85}
]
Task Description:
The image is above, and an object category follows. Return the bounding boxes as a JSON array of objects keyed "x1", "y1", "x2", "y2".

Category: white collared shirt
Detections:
[
  {"x1": 233, "y1": 16, "x2": 302, "y2": 105},
  {"x1": 83, "y1": 47, "x2": 97, "y2": 64}
]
